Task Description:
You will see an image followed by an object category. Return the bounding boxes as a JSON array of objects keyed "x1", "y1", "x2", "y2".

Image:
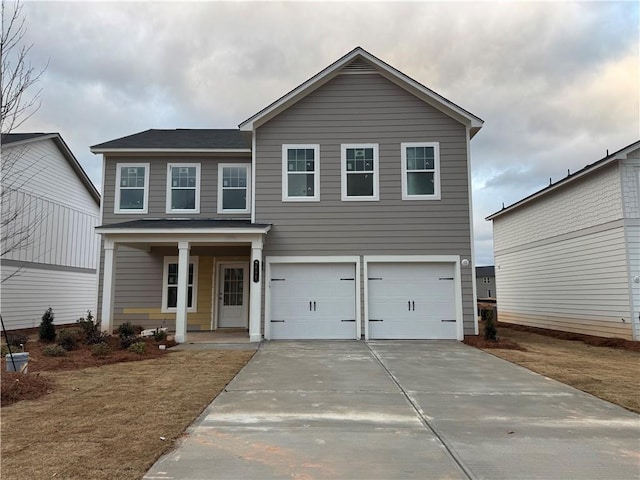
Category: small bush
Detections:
[
  {"x1": 153, "y1": 329, "x2": 167, "y2": 341},
  {"x1": 483, "y1": 309, "x2": 498, "y2": 341},
  {"x1": 5, "y1": 333, "x2": 28, "y2": 349},
  {"x1": 117, "y1": 322, "x2": 136, "y2": 338},
  {"x1": 91, "y1": 343, "x2": 112, "y2": 357},
  {"x1": 57, "y1": 330, "x2": 79, "y2": 351},
  {"x1": 127, "y1": 342, "x2": 147, "y2": 355},
  {"x1": 1, "y1": 345, "x2": 9, "y2": 357},
  {"x1": 119, "y1": 334, "x2": 139, "y2": 350},
  {"x1": 42, "y1": 345, "x2": 66, "y2": 357},
  {"x1": 77, "y1": 310, "x2": 104, "y2": 344},
  {"x1": 39, "y1": 308, "x2": 56, "y2": 342}
]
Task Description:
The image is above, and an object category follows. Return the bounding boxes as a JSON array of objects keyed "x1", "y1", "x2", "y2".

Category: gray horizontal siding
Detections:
[
  {"x1": 101, "y1": 155, "x2": 251, "y2": 224},
  {"x1": 255, "y1": 72, "x2": 475, "y2": 333}
]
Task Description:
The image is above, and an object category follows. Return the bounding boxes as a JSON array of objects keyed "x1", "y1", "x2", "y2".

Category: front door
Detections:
[{"x1": 218, "y1": 263, "x2": 249, "y2": 328}]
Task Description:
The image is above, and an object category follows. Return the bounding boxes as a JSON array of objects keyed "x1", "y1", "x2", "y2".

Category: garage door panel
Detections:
[
  {"x1": 368, "y1": 262, "x2": 457, "y2": 339},
  {"x1": 269, "y1": 263, "x2": 357, "y2": 340}
]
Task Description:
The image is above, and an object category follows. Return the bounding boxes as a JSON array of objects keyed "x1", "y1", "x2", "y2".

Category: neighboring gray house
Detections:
[
  {"x1": 476, "y1": 266, "x2": 496, "y2": 299},
  {"x1": 91, "y1": 47, "x2": 483, "y2": 343},
  {"x1": 1, "y1": 133, "x2": 101, "y2": 329},
  {"x1": 487, "y1": 140, "x2": 640, "y2": 341}
]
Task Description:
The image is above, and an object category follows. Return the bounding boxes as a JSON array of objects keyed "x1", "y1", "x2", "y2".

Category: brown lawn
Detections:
[
  {"x1": 466, "y1": 322, "x2": 640, "y2": 414},
  {"x1": 1, "y1": 347, "x2": 254, "y2": 480}
]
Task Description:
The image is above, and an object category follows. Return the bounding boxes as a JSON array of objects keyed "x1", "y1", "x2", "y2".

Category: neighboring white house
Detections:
[
  {"x1": 476, "y1": 266, "x2": 496, "y2": 300},
  {"x1": 1, "y1": 133, "x2": 101, "y2": 330},
  {"x1": 487, "y1": 140, "x2": 640, "y2": 341}
]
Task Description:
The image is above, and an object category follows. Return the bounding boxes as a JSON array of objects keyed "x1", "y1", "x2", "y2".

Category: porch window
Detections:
[
  {"x1": 162, "y1": 256, "x2": 198, "y2": 312},
  {"x1": 218, "y1": 163, "x2": 251, "y2": 213},
  {"x1": 115, "y1": 163, "x2": 149, "y2": 213},
  {"x1": 401, "y1": 142, "x2": 440, "y2": 200},
  {"x1": 341, "y1": 144, "x2": 379, "y2": 201},
  {"x1": 282, "y1": 145, "x2": 320, "y2": 201},
  {"x1": 167, "y1": 164, "x2": 200, "y2": 213}
]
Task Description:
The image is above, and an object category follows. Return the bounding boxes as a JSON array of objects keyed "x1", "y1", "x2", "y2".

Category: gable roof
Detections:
[
  {"x1": 476, "y1": 266, "x2": 495, "y2": 277},
  {"x1": 239, "y1": 46, "x2": 484, "y2": 137},
  {"x1": 90, "y1": 129, "x2": 252, "y2": 153},
  {"x1": 2, "y1": 132, "x2": 100, "y2": 205},
  {"x1": 486, "y1": 139, "x2": 640, "y2": 221}
]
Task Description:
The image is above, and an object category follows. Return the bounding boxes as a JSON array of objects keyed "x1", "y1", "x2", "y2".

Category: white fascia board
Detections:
[
  {"x1": 265, "y1": 255, "x2": 361, "y2": 264},
  {"x1": 363, "y1": 255, "x2": 460, "y2": 263},
  {"x1": 95, "y1": 227, "x2": 271, "y2": 236},
  {"x1": 90, "y1": 148, "x2": 251, "y2": 154}
]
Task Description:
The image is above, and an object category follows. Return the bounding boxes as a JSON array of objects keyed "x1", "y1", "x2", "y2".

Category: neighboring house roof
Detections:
[
  {"x1": 486, "y1": 139, "x2": 640, "y2": 220},
  {"x1": 90, "y1": 129, "x2": 252, "y2": 153},
  {"x1": 476, "y1": 266, "x2": 495, "y2": 277},
  {"x1": 239, "y1": 46, "x2": 484, "y2": 137},
  {"x1": 1, "y1": 132, "x2": 101, "y2": 205}
]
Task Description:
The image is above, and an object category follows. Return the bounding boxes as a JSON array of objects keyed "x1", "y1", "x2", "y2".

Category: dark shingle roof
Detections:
[
  {"x1": 91, "y1": 129, "x2": 251, "y2": 151},
  {"x1": 96, "y1": 219, "x2": 271, "y2": 230},
  {"x1": 476, "y1": 266, "x2": 495, "y2": 277},
  {"x1": 1, "y1": 133, "x2": 54, "y2": 145}
]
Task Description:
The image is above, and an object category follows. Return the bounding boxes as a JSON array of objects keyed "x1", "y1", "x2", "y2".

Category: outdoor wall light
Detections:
[{"x1": 461, "y1": 259, "x2": 470, "y2": 267}]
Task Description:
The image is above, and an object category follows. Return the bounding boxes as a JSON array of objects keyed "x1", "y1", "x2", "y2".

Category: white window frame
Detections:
[
  {"x1": 282, "y1": 144, "x2": 320, "y2": 202},
  {"x1": 217, "y1": 163, "x2": 251, "y2": 214},
  {"x1": 483, "y1": 277, "x2": 492, "y2": 284},
  {"x1": 341, "y1": 143, "x2": 379, "y2": 201},
  {"x1": 166, "y1": 163, "x2": 201, "y2": 214},
  {"x1": 115, "y1": 163, "x2": 149, "y2": 214},
  {"x1": 401, "y1": 142, "x2": 441, "y2": 200},
  {"x1": 161, "y1": 256, "x2": 198, "y2": 313}
]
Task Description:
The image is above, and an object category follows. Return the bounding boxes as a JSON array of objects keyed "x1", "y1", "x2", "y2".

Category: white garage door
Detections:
[
  {"x1": 368, "y1": 262, "x2": 457, "y2": 339},
  {"x1": 269, "y1": 263, "x2": 358, "y2": 339}
]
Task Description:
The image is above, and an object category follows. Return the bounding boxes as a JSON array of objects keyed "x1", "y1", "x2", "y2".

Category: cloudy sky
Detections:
[{"x1": 10, "y1": 0, "x2": 640, "y2": 265}]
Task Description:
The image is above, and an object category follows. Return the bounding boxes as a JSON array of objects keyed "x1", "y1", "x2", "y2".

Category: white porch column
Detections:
[
  {"x1": 175, "y1": 241, "x2": 190, "y2": 343},
  {"x1": 249, "y1": 239, "x2": 263, "y2": 342},
  {"x1": 100, "y1": 239, "x2": 117, "y2": 334}
]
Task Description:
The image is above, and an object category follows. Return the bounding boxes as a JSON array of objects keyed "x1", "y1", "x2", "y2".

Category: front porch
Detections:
[{"x1": 96, "y1": 219, "x2": 271, "y2": 343}]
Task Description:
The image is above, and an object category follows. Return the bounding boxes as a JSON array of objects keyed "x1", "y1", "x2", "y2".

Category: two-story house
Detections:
[{"x1": 91, "y1": 47, "x2": 483, "y2": 343}]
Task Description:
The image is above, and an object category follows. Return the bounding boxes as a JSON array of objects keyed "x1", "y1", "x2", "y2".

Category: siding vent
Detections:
[{"x1": 341, "y1": 58, "x2": 377, "y2": 74}]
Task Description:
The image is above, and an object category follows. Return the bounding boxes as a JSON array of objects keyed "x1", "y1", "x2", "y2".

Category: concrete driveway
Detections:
[{"x1": 145, "y1": 341, "x2": 640, "y2": 480}]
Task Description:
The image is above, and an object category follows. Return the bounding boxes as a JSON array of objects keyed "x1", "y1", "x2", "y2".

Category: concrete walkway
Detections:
[{"x1": 145, "y1": 341, "x2": 640, "y2": 480}]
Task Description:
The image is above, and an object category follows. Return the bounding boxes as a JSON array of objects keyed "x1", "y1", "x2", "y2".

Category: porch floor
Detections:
[{"x1": 171, "y1": 329, "x2": 258, "y2": 350}]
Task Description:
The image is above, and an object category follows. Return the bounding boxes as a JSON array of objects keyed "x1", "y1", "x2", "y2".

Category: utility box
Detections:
[{"x1": 6, "y1": 352, "x2": 29, "y2": 373}]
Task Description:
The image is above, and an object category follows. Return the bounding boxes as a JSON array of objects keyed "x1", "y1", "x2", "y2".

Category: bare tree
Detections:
[{"x1": 1, "y1": 0, "x2": 47, "y2": 282}]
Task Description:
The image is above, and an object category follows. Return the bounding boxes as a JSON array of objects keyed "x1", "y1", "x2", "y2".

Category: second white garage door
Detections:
[
  {"x1": 367, "y1": 262, "x2": 458, "y2": 339},
  {"x1": 269, "y1": 263, "x2": 358, "y2": 340}
]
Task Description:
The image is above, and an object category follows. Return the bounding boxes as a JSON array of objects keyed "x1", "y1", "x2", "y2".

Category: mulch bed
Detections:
[{"x1": 463, "y1": 335, "x2": 526, "y2": 350}]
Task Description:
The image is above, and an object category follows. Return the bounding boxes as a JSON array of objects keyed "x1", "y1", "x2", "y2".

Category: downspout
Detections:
[{"x1": 466, "y1": 126, "x2": 479, "y2": 336}]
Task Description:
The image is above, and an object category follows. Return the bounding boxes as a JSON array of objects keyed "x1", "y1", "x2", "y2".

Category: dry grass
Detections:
[
  {"x1": 1, "y1": 349, "x2": 254, "y2": 480},
  {"x1": 471, "y1": 324, "x2": 640, "y2": 414}
]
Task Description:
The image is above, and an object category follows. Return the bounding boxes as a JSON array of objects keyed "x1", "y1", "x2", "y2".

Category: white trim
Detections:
[
  {"x1": 251, "y1": 134, "x2": 256, "y2": 223},
  {"x1": 341, "y1": 143, "x2": 379, "y2": 201},
  {"x1": 401, "y1": 142, "x2": 441, "y2": 200},
  {"x1": 91, "y1": 148, "x2": 252, "y2": 154},
  {"x1": 217, "y1": 163, "x2": 251, "y2": 214},
  {"x1": 281, "y1": 144, "x2": 320, "y2": 202},
  {"x1": 161, "y1": 256, "x2": 198, "y2": 313},
  {"x1": 363, "y1": 255, "x2": 464, "y2": 341},
  {"x1": 166, "y1": 163, "x2": 201, "y2": 214},
  {"x1": 465, "y1": 127, "x2": 479, "y2": 335},
  {"x1": 114, "y1": 162, "x2": 149, "y2": 214},
  {"x1": 264, "y1": 255, "x2": 361, "y2": 341},
  {"x1": 95, "y1": 227, "x2": 271, "y2": 236}
]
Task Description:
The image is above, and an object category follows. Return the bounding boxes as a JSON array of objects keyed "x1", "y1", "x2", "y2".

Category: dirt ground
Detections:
[
  {"x1": 467, "y1": 322, "x2": 640, "y2": 413},
  {"x1": 1, "y1": 348, "x2": 255, "y2": 480}
]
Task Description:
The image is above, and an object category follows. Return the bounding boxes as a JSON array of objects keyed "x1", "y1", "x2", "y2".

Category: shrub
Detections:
[
  {"x1": 5, "y1": 333, "x2": 28, "y2": 349},
  {"x1": 1, "y1": 345, "x2": 9, "y2": 357},
  {"x1": 91, "y1": 343, "x2": 112, "y2": 357},
  {"x1": 127, "y1": 342, "x2": 147, "y2": 355},
  {"x1": 117, "y1": 322, "x2": 136, "y2": 337},
  {"x1": 77, "y1": 310, "x2": 104, "y2": 344},
  {"x1": 39, "y1": 308, "x2": 56, "y2": 342},
  {"x1": 483, "y1": 308, "x2": 498, "y2": 341},
  {"x1": 42, "y1": 345, "x2": 66, "y2": 357},
  {"x1": 120, "y1": 334, "x2": 139, "y2": 350},
  {"x1": 57, "y1": 330, "x2": 79, "y2": 351},
  {"x1": 153, "y1": 329, "x2": 167, "y2": 342}
]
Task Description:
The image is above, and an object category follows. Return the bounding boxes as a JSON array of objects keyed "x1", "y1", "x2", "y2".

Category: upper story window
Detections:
[
  {"x1": 341, "y1": 144, "x2": 379, "y2": 201},
  {"x1": 115, "y1": 163, "x2": 149, "y2": 213},
  {"x1": 282, "y1": 145, "x2": 320, "y2": 201},
  {"x1": 166, "y1": 164, "x2": 200, "y2": 213},
  {"x1": 401, "y1": 142, "x2": 440, "y2": 200},
  {"x1": 483, "y1": 277, "x2": 492, "y2": 284},
  {"x1": 218, "y1": 163, "x2": 251, "y2": 214},
  {"x1": 162, "y1": 256, "x2": 198, "y2": 312}
]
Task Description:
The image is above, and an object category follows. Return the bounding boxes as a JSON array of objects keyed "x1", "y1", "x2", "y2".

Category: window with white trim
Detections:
[
  {"x1": 483, "y1": 277, "x2": 492, "y2": 284},
  {"x1": 401, "y1": 142, "x2": 440, "y2": 200},
  {"x1": 166, "y1": 164, "x2": 200, "y2": 213},
  {"x1": 218, "y1": 163, "x2": 251, "y2": 213},
  {"x1": 282, "y1": 145, "x2": 320, "y2": 201},
  {"x1": 341, "y1": 144, "x2": 379, "y2": 201},
  {"x1": 162, "y1": 257, "x2": 198, "y2": 312},
  {"x1": 115, "y1": 163, "x2": 149, "y2": 213}
]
